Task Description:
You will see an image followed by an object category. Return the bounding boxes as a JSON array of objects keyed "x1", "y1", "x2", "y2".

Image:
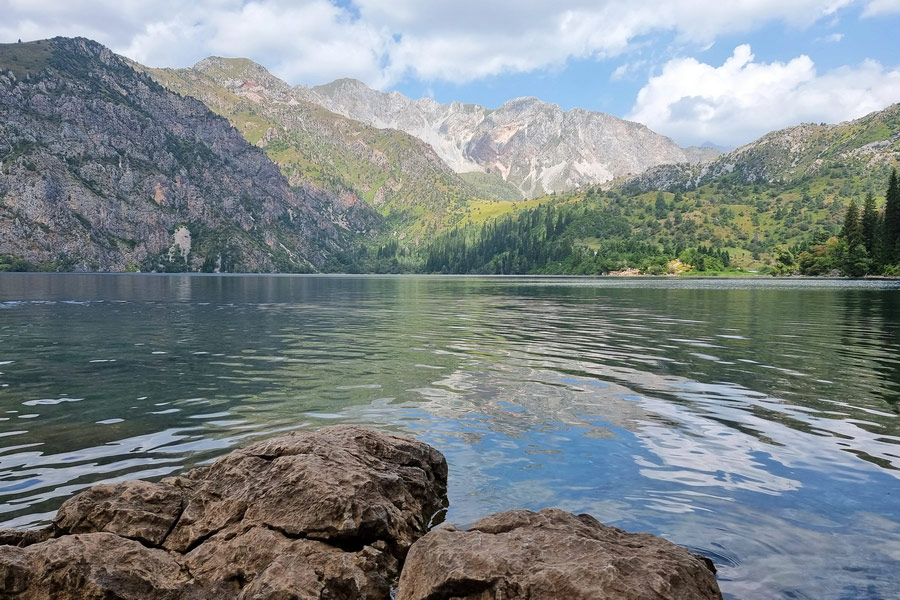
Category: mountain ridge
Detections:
[
  {"x1": 0, "y1": 37, "x2": 364, "y2": 272},
  {"x1": 295, "y1": 76, "x2": 721, "y2": 197},
  {"x1": 146, "y1": 56, "x2": 520, "y2": 244},
  {"x1": 625, "y1": 103, "x2": 900, "y2": 193}
]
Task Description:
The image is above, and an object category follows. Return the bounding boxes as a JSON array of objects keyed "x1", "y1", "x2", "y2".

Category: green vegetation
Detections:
[
  {"x1": 144, "y1": 63, "x2": 491, "y2": 242},
  {"x1": 420, "y1": 201, "x2": 741, "y2": 275},
  {"x1": 0, "y1": 254, "x2": 35, "y2": 272},
  {"x1": 0, "y1": 39, "x2": 52, "y2": 79},
  {"x1": 458, "y1": 171, "x2": 525, "y2": 204},
  {"x1": 772, "y1": 169, "x2": 900, "y2": 276}
]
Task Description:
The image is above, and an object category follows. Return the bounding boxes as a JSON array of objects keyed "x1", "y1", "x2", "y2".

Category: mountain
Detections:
[
  {"x1": 627, "y1": 103, "x2": 900, "y2": 192},
  {"x1": 424, "y1": 103, "x2": 900, "y2": 276},
  {"x1": 296, "y1": 78, "x2": 719, "y2": 198},
  {"x1": 0, "y1": 38, "x2": 372, "y2": 272},
  {"x1": 146, "y1": 57, "x2": 520, "y2": 242}
]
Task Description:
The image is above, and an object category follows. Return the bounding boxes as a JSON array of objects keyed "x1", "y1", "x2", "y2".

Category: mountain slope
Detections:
[
  {"x1": 0, "y1": 38, "x2": 366, "y2": 272},
  {"x1": 147, "y1": 58, "x2": 518, "y2": 242},
  {"x1": 296, "y1": 78, "x2": 719, "y2": 198},
  {"x1": 433, "y1": 104, "x2": 900, "y2": 275},
  {"x1": 627, "y1": 103, "x2": 900, "y2": 192}
]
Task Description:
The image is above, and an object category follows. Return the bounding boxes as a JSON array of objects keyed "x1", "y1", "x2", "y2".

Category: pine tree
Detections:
[
  {"x1": 861, "y1": 190, "x2": 878, "y2": 254},
  {"x1": 655, "y1": 192, "x2": 668, "y2": 219},
  {"x1": 883, "y1": 168, "x2": 900, "y2": 263},
  {"x1": 841, "y1": 199, "x2": 862, "y2": 249}
]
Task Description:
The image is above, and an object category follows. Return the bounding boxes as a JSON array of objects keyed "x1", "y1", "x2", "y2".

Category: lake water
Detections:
[{"x1": 0, "y1": 274, "x2": 898, "y2": 599}]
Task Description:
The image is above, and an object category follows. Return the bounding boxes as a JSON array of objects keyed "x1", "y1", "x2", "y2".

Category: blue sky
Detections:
[
  {"x1": 2, "y1": 0, "x2": 899, "y2": 147},
  {"x1": 402, "y1": 7, "x2": 899, "y2": 119}
]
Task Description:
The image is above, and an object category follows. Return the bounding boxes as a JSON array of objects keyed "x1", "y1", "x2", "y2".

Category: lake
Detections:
[{"x1": 0, "y1": 273, "x2": 898, "y2": 599}]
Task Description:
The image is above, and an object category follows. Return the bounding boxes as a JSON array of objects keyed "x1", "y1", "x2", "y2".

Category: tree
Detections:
[
  {"x1": 773, "y1": 248, "x2": 796, "y2": 276},
  {"x1": 883, "y1": 168, "x2": 900, "y2": 262},
  {"x1": 841, "y1": 199, "x2": 862, "y2": 249},
  {"x1": 861, "y1": 191, "x2": 878, "y2": 254},
  {"x1": 655, "y1": 191, "x2": 668, "y2": 219}
]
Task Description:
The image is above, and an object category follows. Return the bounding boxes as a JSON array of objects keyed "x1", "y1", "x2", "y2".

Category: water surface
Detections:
[{"x1": 1, "y1": 274, "x2": 898, "y2": 599}]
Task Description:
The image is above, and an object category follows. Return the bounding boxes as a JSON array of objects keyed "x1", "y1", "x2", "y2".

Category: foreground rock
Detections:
[
  {"x1": 396, "y1": 508, "x2": 723, "y2": 600},
  {"x1": 0, "y1": 425, "x2": 448, "y2": 599},
  {"x1": 0, "y1": 428, "x2": 724, "y2": 599}
]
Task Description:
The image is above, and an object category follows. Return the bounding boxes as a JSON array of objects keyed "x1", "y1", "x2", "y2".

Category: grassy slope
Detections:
[
  {"x1": 0, "y1": 40, "x2": 52, "y2": 79},
  {"x1": 146, "y1": 62, "x2": 527, "y2": 244}
]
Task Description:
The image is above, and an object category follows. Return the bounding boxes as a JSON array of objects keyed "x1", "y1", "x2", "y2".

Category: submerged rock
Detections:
[
  {"x1": 395, "y1": 508, "x2": 722, "y2": 600},
  {"x1": 0, "y1": 425, "x2": 448, "y2": 599}
]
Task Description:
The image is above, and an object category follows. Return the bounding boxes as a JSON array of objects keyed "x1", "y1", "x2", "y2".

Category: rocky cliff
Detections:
[
  {"x1": 297, "y1": 78, "x2": 720, "y2": 197},
  {"x1": 0, "y1": 38, "x2": 371, "y2": 272}
]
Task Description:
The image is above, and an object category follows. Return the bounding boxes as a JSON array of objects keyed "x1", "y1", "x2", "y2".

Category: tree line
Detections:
[
  {"x1": 775, "y1": 168, "x2": 900, "y2": 276},
  {"x1": 421, "y1": 203, "x2": 733, "y2": 275}
]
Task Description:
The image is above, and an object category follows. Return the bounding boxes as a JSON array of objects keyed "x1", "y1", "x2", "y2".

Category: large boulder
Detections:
[
  {"x1": 0, "y1": 425, "x2": 448, "y2": 600},
  {"x1": 395, "y1": 508, "x2": 723, "y2": 600},
  {"x1": 160, "y1": 425, "x2": 448, "y2": 557}
]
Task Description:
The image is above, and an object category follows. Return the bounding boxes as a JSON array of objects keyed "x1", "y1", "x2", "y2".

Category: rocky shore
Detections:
[{"x1": 0, "y1": 426, "x2": 722, "y2": 599}]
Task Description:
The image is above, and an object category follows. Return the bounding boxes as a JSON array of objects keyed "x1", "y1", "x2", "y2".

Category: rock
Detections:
[
  {"x1": 0, "y1": 430, "x2": 723, "y2": 600},
  {"x1": 0, "y1": 527, "x2": 52, "y2": 548},
  {"x1": 53, "y1": 480, "x2": 185, "y2": 547},
  {"x1": 183, "y1": 525, "x2": 398, "y2": 599},
  {"x1": 395, "y1": 508, "x2": 723, "y2": 600},
  {"x1": 161, "y1": 425, "x2": 448, "y2": 557},
  {"x1": 295, "y1": 79, "x2": 718, "y2": 198},
  {"x1": 0, "y1": 425, "x2": 448, "y2": 599},
  {"x1": 0, "y1": 532, "x2": 194, "y2": 600}
]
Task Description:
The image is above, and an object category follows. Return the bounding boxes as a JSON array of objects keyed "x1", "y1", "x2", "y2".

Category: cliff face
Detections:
[
  {"x1": 147, "y1": 57, "x2": 503, "y2": 242},
  {"x1": 0, "y1": 38, "x2": 366, "y2": 272},
  {"x1": 296, "y1": 79, "x2": 719, "y2": 198}
]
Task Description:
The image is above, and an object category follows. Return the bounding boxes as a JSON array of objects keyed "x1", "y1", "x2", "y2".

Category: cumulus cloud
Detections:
[
  {"x1": 0, "y1": 0, "x2": 874, "y2": 88},
  {"x1": 627, "y1": 45, "x2": 900, "y2": 147}
]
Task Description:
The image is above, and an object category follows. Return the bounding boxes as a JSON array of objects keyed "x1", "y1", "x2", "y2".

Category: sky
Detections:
[{"x1": 2, "y1": 0, "x2": 900, "y2": 148}]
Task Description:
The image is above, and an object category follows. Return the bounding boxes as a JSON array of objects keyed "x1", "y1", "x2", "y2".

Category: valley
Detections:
[{"x1": 1, "y1": 37, "x2": 899, "y2": 276}]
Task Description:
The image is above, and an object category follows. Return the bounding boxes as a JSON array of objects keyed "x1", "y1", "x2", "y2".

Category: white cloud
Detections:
[
  {"x1": 822, "y1": 32, "x2": 845, "y2": 41},
  {"x1": 611, "y1": 60, "x2": 649, "y2": 81},
  {"x1": 628, "y1": 45, "x2": 900, "y2": 147},
  {"x1": 862, "y1": 0, "x2": 900, "y2": 15},
  {"x1": 0, "y1": 0, "x2": 871, "y2": 88}
]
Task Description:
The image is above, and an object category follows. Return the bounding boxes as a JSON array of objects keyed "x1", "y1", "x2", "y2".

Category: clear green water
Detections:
[{"x1": 0, "y1": 274, "x2": 898, "y2": 599}]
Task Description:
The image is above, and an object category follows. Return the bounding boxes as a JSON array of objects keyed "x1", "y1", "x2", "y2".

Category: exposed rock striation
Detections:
[
  {"x1": 625, "y1": 103, "x2": 900, "y2": 193},
  {"x1": 0, "y1": 425, "x2": 448, "y2": 599},
  {"x1": 396, "y1": 508, "x2": 722, "y2": 600}
]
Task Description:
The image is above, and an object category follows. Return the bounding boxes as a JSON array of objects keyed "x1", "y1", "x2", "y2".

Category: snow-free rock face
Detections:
[
  {"x1": 0, "y1": 38, "x2": 369, "y2": 272},
  {"x1": 0, "y1": 425, "x2": 449, "y2": 599},
  {"x1": 396, "y1": 508, "x2": 723, "y2": 600},
  {"x1": 297, "y1": 79, "x2": 719, "y2": 197}
]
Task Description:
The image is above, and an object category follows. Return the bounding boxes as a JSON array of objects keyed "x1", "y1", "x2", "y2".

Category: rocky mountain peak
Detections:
[{"x1": 296, "y1": 79, "x2": 719, "y2": 197}]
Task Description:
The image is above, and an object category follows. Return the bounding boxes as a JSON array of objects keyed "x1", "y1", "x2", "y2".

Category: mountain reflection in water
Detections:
[{"x1": 0, "y1": 274, "x2": 898, "y2": 599}]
